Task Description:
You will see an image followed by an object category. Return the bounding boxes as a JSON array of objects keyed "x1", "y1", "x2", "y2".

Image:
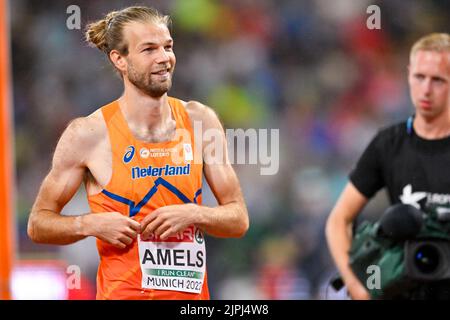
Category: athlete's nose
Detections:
[{"x1": 155, "y1": 46, "x2": 170, "y2": 64}]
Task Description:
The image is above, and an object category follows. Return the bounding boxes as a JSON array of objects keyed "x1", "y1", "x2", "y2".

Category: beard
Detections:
[{"x1": 127, "y1": 61, "x2": 173, "y2": 98}]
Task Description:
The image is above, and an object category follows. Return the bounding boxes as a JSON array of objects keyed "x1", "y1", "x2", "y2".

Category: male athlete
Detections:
[
  {"x1": 27, "y1": 6, "x2": 249, "y2": 300},
  {"x1": 326, "y1": 33, "x2": 450, "y2": 300}
]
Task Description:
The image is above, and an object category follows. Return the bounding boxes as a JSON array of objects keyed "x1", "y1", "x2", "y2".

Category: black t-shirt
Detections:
[
  {"x1": 349, "y1": 119, "x2": 450, "y2": 299},
  {"x1": 350, "y1": 120, "x2": 450, "y2": 216}
]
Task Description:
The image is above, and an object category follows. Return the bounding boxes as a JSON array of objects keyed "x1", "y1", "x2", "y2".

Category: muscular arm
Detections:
[
  {"x1": 27, "y1": 118, "x2": 90, "y2": 244},
  {"x1": 325, "y1": 182, "x2": 370, "y2": 299},
  {"x1": 196, "y1": 105, "x2": 249, "y2": 237},
  {"x1": 28, "y1": 116, "x2": 140, "y2": 247},
  {"x1": 140, "y1": 102, "x2": 249, "y2": 239}
]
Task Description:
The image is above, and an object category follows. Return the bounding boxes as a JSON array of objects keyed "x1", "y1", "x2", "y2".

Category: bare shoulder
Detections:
[
  {"x1": 183, "y1": 100, "x2": 221, "y2": 129},
  {"x1": 53, "y1": 108, "x2": 107, "y2": 166},
  {"x1": 62, "y1": 109, "x2": 105, "y2": 146}
]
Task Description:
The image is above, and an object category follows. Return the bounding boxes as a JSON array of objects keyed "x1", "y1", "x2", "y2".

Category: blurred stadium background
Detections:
[{"x1": 1, "y1": 0, "x2": 449, "y2": 299}]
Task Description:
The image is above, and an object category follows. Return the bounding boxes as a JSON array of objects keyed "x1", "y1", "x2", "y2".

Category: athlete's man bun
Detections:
[
  {"x1": 85, "y1": 11, "x2": 119, "y2": 54},
  {"x1": 85, "y1": 11, "x2": 117, "y2": 53},
  {"x1": 84, "y1": 6, "x2": 171, "y2": 56}
]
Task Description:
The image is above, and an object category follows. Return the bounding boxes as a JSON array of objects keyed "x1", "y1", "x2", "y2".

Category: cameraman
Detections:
[{"x1": 326, "y1": 33, "x2": 450, "y2": 300}]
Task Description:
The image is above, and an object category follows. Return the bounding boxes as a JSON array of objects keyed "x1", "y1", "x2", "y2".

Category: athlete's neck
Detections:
[
  {"x1": 119, "y1": 83, "x2": 174, "y2": 131},
  {"x1": 413, "y1": 111, "x2": 450, "y2": 140}
]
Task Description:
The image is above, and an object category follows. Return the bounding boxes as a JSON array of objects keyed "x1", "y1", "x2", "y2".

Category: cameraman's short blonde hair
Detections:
[{"x1": 410, "y1": 33, "x2": 450, "y2": 61}]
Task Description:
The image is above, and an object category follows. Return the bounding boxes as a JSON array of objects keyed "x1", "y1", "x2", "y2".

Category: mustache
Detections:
[{"x1": 152, "y1": 64, "x2": 172, "y2": 73}]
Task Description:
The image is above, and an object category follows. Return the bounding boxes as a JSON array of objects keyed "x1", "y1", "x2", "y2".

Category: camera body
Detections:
[{"x1": 348, "y1": 204, "x2": 450, "y2": 299}]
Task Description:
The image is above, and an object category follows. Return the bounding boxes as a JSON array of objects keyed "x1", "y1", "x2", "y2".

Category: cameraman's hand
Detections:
[{"x1": 346, "y1": 279, "x2": 371, "y2": 300}]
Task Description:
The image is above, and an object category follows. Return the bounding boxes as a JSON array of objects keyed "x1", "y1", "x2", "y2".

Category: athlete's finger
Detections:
[
  {"x1": 126, "y1": 217, "x2": 141, "y2": 232},
  {"x1": 111, "y1": 240, "x2": 126, "y2": 249},
  {"x1": 154, "y1": 222, "x2": 171, "y2": 238},
  {"x1": 159, "y1": 227, "x2": 176, "y2": 240},
  {"x1": 119, "y1": 234, "x2": 133, "y2": 246},
  {"x1": 141, "y1": 216, "x2": 164, "y2": 239},
  {"x1": 123, "y1": 227, "x2": 138, "y2": 239},
  {"x1": 140, "y1": 210, "x2": 160, "y2": 231}
]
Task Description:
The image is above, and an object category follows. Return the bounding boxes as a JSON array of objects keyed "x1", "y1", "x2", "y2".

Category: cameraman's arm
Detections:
[{"x1": 326, "y1": 182, "x2": 371, "y2": 300}]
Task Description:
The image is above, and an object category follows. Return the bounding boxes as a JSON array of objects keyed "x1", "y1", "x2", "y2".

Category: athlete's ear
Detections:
[{"x1": 110, "y1": 50, "x2": 127, "y2": 74}]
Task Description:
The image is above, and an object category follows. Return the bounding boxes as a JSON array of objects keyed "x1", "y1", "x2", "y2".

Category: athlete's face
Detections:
[
  {"x1": 408, "y1": 50, "x2": 450, "y2": 121},
  {"x1": 123, "y1": 21, "x2": 176, "y2": 97}
]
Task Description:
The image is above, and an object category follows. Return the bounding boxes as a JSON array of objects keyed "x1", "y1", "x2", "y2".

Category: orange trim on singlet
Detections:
[{"x1": 87, "y1": 97, "x2": 209, "y2": 300}]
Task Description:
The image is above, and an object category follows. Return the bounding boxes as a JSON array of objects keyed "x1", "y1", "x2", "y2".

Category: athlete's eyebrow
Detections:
[{"x1": 138, "y1": 39, "x2": 173, "y2": 49}]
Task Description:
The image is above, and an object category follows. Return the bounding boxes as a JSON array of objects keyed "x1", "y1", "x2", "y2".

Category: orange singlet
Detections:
[{"x1": 87, "y1": 97, "x2": 209, "y2": 300}]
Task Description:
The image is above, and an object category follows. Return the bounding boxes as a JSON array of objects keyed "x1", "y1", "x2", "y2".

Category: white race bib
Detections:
[{"x1": 137, "y1": 226, "x2": 206, "y2": 294}]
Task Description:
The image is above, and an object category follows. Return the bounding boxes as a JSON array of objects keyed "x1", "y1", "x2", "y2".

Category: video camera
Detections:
[{"x1": 334, "y1": 203, "x2": 450, "y2": 299}]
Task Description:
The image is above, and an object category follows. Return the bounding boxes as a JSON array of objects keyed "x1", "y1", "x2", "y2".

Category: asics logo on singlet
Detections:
[{"x1": 123, "y1": 146, "x2": 135, "y2": 163}]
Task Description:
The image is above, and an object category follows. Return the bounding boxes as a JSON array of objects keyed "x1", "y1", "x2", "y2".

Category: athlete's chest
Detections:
[{"x1": 85, "y1": 127, "x2": 202, "y2": 196}]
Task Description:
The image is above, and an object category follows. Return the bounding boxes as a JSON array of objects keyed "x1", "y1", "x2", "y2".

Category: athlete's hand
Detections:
[
  {"x1": 140, "y1": 204, "x2": 199, "y2": 240},
  {"x1": 346, "y1": 279, "x2": 371, "y2": 300},
  {"x1": 81, "y1": 212, "x2": 141, "y2": 249}
]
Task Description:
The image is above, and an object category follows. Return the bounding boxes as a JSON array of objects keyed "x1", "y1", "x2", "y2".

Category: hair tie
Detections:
[{"x1": 107, "y1": 17, "x2": 114, "y2": 30}]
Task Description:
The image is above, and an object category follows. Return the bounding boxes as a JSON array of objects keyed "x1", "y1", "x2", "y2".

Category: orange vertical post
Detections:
[{"x1": 0, "y1": 0, "x2": 15, "y2": 300}]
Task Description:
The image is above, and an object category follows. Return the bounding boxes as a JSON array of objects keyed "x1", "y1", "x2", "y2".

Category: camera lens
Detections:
[{"x1": 414, "y1": 244, "x2": 440, "y2": 274}]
